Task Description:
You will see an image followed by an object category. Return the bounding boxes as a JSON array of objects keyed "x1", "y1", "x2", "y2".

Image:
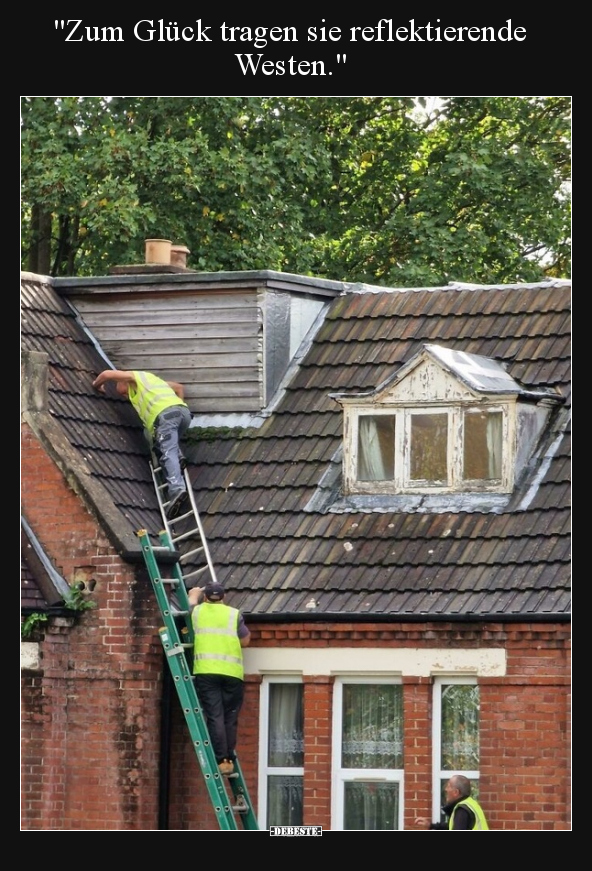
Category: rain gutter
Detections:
[{"x1": 244, "y1": 611, "x2": 570, "y2": 624}]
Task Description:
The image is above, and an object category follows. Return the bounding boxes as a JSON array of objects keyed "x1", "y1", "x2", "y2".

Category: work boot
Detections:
[
  {"x1": 218, "y1": 759, "x2": 234, "y2": 776},
  {"x1": 166, "y1": 489, "x2": 188, "y2": 518}
]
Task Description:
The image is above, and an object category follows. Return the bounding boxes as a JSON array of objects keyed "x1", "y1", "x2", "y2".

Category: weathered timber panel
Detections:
[
  {"x1": 71, "y1": 289, "x2": 257, "y2": 309},
  {"x1": 73, "y1": 289, "x2": 263, "y2": 414},
  {"x1": 92, "y1": 324, "x2": 258, "y2": 341}
]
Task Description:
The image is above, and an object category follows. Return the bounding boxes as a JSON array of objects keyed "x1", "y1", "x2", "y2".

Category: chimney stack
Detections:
[{"x1": 109, "y1": 240, "x2": 193, "y2": 275}]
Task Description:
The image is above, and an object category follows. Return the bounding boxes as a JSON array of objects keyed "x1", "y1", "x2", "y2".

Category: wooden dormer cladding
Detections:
[{"x1": 55, "y1": 271, "x2": 342, "y2": 415}]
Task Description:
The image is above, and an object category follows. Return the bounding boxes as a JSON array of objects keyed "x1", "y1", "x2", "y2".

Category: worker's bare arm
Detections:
[
  {"x1": 92, "y1": 369, "x2": 136, "y2": 393},
  {"x1": 167, "y1": 380, "x2": 185, "y2": 399}
]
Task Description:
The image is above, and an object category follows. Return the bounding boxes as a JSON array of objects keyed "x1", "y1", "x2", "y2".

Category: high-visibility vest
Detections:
[
  {"x1": 449, "y1": 796, "x2": 490, "y2": 830},
  {"x1": 192, "y1": 603, "x2": 244, "y2": 680},
  {"x1": 128, "y1": 371, "x2": 187, "y2": 435}
]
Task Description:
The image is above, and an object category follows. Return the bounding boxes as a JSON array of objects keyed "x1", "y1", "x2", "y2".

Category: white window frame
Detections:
[
  {"x1": 257, "y1": 675, "x2": 304, "y2": 829},
  {"x1": 345, "y1": 402, "x2": 512, "y2": 495},
  {"x1": 331, "y1": 676, "x2": 404, "y2": 831},
  {"x1": 431, "y1": 676, "x2": 480, "y2": 822}
]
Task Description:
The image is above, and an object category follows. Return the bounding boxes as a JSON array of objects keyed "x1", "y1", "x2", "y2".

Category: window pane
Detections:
[
  {"x1": 268, "y1": 775, "x2": 303, "y2": 826},
  {"x1": 268, "y1": 684, "x2": 304, "y2": 767},
  {"x1": 463, "y1": 410, "x2": 502, "y2": 479},
  {"x1": 410, "y1": 413, "x2": 447, "y2": 481},
  {"x1": 344, "y1": 781, "x2": 399, "y2": 830},
  {"x1": 441, "y1": 684, "x2": 480, "y2": 771},
  {"x1": 358, "y1": 415, "x2": 395, "y2": 481},
  {"x1": 342, "y1": 684, "x2": 403, "y2": 768}
]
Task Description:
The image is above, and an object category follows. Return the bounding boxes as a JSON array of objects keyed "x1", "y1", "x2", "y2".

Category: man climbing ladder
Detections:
[
  {"x1": 93, "y1": 368, "x2": 191, "y2": 517},
  {"x1": 188, "y1": 582, "x2": 251, "y2": 777}
]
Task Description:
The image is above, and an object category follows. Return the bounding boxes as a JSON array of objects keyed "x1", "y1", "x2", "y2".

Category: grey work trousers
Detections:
[{"x1": 152, "y1": 405, "x2": 192, "y2": 493}]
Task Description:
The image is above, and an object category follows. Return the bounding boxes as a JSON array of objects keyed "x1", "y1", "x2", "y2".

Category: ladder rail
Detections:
[{"x1": 180, "y1": 468, "x2": 219, "y2": 584}]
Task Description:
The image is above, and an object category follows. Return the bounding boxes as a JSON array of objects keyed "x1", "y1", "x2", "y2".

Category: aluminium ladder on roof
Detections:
[{"x1": 136, "y1": 458, "x2": 259, "y2": 831}]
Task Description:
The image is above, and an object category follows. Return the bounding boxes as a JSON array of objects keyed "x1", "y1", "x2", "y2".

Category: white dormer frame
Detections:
[
  {"x1": 330, "y1": 345, "x2": 562, "y2": 499},
  {"x1": 343, "y1": 401, "x2": 513, "y2": 496}
]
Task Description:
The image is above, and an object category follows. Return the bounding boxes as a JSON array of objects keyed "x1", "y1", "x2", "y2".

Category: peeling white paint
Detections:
[
  {"x1": 244, "y1": 646, "x2": 506, "y2": 677},
  {"x1": 21, "y1": 642, "x2": 40, "y2": 670}
]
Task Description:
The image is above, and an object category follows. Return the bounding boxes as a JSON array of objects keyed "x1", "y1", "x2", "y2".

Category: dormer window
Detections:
[
  {"x1": 355, "y1": 405, "x2": 505, "y2": 493},
  {"x1": 331, "y1": 344, "x2": 563, "y2": 500}
]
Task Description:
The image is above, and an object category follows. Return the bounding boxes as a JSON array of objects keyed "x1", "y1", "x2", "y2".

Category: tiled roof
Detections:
[
  {"x1": 21, "y1": 274, "x2": 159, "y2": 538},
  {"x1": 183, "y1": 279, "x2": 571, "y2": 619},
  {"x1": 21, "y1": 273, "x2": 571, "y2": 620}
]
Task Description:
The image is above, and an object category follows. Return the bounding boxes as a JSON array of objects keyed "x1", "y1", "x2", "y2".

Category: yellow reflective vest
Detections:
[
  {"x1": 449, "y1": 796, "x2": 490, "y2": 830},
  {"x1": 128, "y1": 371, "x2": 187, "y2": 435},
  {"x1": 192, "y1": 603, "x2": 244, "y2": 680}
]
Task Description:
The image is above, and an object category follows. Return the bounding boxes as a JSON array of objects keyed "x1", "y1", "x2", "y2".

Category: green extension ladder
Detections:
[{"x1": 137, "y1": 460, "x2": 259, "y2": 830}]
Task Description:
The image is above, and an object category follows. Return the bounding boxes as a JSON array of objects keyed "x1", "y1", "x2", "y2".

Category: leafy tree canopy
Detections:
[{"x1": 21, "y1": 96, "x2": 571, "y2": 285}]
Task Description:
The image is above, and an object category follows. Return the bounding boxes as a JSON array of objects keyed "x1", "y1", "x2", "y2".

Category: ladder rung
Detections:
[
  {"x1": 179, "y1": 564, "x2": 206, "y2": 580},
  {"x1": 168, "y1": 505, "x2": 193, "y2": 522},
  {"x1": 180, "y1": 545, "x2": 205, "y2": 561},
  {"x1": 185, "y1": 565, "x2": 211, "y2": 581},
  {"x1": 171, "y1": 527, "x2": 201, "y2": 545},
  {"x1": 182, "y1": 566, "x2": 210, "y2": 581},
  {"x1": 232, "y1": 796, "x2": 249, "y2": 813}
]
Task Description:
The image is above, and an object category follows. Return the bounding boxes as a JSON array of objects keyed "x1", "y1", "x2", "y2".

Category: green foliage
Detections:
[
  {"x1": 21, "y1": 612, "x2": 48, "y2": 640},
  {"x1": 63, "y1": 583, "x2": 97, "y2": 612},
  {"x1": 21, "y1": 583, "x2": 96, "y2": 640},
  {"x1": 21, "y1": 97, "x2": 571, "y2": 285}
]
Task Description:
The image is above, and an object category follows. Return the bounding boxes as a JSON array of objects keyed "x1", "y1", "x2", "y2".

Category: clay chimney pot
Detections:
[
  {"x1": 170, "y1": 244, "x2": 191, "y2": 268},
  {"x1": 145, "y1": 239, "x2": 172, "y2": 264}
]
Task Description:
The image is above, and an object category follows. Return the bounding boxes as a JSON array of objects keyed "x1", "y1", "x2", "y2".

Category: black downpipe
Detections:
[{"x1": 158, "y1": 652, "x2": 174, "y2": 830}]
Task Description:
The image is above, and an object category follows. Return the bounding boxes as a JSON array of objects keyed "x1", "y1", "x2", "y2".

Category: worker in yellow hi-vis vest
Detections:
[
  {"x1": 93, "y1": 368, "x2": 191, "y2": 518},
  {"x1": 416, "y1": 775, "x2": 490, "y2": 830},
  {"x1": 188, "y1": 581, "x2": 251, "y2": 776}
]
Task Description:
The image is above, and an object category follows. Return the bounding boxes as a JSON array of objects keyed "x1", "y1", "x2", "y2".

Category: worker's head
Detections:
[
  {"x1": 115, "y1": 381, "x2": 130, "y2": 397},
  {"x1": 445, "y1": 775, "x2": 471, "y2": 802},
  {"x1": 204, "y1": 581, "x2": 225, "y2": 602}
]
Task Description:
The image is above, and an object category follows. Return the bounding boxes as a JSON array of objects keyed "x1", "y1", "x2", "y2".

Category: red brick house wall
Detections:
[
  {"x1": 21, "y1": 423, "x2": 164, "y2": 830},
  {"x1": 170, "y1": 623, "x2": 570, "y2": 831}
]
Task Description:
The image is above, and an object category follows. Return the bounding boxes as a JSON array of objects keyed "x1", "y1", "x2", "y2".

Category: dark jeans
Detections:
[
  {"x1": 152, "y1": 405, "x2": 191, "y2": 493},
  {"x1": 193, "y1": 674, "x2": 245, "y2": 762}
]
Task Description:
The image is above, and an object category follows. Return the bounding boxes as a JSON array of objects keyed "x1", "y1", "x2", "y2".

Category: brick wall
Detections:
[
  {"x1": 21, "y1": 425, "x2": 164, "y2": 830},
  {"x1": 164, "y1": 622, "x2": 569, "y2": 831}
]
